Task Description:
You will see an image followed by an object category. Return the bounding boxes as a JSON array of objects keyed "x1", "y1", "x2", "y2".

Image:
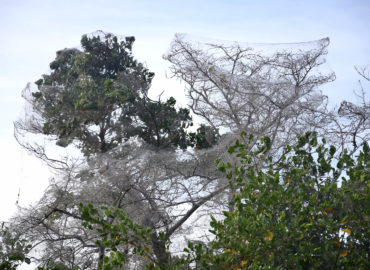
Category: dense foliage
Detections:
[
  {"x1": 31, "y1": 31, "x2": 216, "y2": 155},
  {"x1": 183, "y1": 132, "x2": 369, "y2": 269}
]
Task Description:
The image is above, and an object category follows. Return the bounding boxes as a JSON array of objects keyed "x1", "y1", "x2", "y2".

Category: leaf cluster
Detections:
[
  {"x1": 79, "y1": 203, "x2": 154, "y2": 270},
  {"x1": 30, "y1": 32, "x2": 219, "y2": 155},
  {"x1": 183, "y1": 132, "x2": 369, "y2": 269}
]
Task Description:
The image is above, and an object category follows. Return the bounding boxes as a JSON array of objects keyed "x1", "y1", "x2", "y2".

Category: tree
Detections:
[
  {"x1": 164, "y1": 34, "x2": 334, "y2": 150},
  {"x1": 34, "y1": 32, "x2": 152, "y2": 154},
  {"x1": 13, "y1": 32, "x2": 221, "y2": 269},
  {"x1": 180, "y1": 132, "x2": 369, "y2": 269},
  {"x1": 16, "y1": 31, "x2": 197, "y2": 155},
  {"x1": 54, "y1": 133, "x2": 369, "y2": 269},
  {"x1": 12, "y1": 33, "x2": 369, "y2": 269},
  {"x1": 333, "y1": 65, "x2": 370, "y2": 152}
]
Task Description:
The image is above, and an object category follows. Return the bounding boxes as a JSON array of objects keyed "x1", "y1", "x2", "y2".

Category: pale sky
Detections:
[{"x1": 0, "y1": 0, "x2": 369, "y2": 221}]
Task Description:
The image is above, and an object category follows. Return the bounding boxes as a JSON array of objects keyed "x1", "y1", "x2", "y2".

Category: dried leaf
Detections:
[
  {"x1": 264, "y1": 230, "x2": 274, "y2": 241},
  {"x1": 339, "y1": 250, "x2": 348, "y2": 257}
]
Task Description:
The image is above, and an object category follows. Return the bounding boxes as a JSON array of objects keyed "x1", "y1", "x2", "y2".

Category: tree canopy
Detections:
[
  {"x1": 182, "y1": 132, "x2": 369, "y2": 269},
  {"x1": 27, "y1": 31, "x2": 209, "y2": 155},
  {"x1": 9, "y1": 32, "x2": 369, "y2": 269}
]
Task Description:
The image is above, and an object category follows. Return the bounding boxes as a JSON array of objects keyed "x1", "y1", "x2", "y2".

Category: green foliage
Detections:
[
  {"x1": 183, "y1": 132, "x2": 369, "y2": 269},
  {"x1": 0, "y1": 223, "x2": 31, "y2": 270},
  {"x1": 131, "y1": 96, "x2": 193, "y2": 150},
  {"x1": 79, "y1": 204, "x2": 154, "y2": 270},
  {"x1": 189, "y1": 124, "x2": 220, "y2": 150},
  {"x1": 31, "y1": 31, "x2": 195, "y2": 154},
  {"x1": 32, "y1": 32, "x2": 151, "y2": 153}
]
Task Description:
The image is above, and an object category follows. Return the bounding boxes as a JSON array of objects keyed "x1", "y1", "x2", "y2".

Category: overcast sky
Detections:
[{"x1": 0, "y1": 0, "x2": 369, "y2": 221}]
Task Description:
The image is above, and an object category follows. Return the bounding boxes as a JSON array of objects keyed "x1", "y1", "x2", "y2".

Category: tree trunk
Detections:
[
  {"x1": 151, "y1": 232, "x2": 169, "y2": 268},
  {"x1": 97, "y1": 246, "x2": 105, "y2": 270}
]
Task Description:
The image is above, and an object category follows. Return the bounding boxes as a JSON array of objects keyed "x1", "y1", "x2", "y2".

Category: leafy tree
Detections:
[
  {"x1": 32, "y1": 32, "x2": 151, "y2": 154},
  {"x1": 27, "y1": 31, "x2": 197, "y2": 155},
  {"x1": 181, "y1": 132, "x2": 369, "y2": 269}
]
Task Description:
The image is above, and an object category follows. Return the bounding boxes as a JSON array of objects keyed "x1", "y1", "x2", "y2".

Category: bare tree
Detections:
[
  {"x1": 12, "y1": 137, "x2": 227, "y2": 268},
  {"x1": 317, "y1": 64, "x2": 370, "y2": 155},
  {"x1": 164, "y1": 34, "x2": 336, "y2": 157}
]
